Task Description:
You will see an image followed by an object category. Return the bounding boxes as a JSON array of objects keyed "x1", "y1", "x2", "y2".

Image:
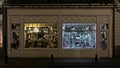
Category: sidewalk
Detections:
[
  {"x1": 0, "y1": 58, "x2": 120, "y2": 68},
  {"x1": 2, "y1": 58, "x2": 120, "y2": 64}
]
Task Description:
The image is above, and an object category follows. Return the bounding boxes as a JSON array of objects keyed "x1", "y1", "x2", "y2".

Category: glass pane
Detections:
[
  {"x1": 11, "y1": 32, "x2": 19, "y2": 49},
  {"x1": 11, "y1": 24, "x2": 20, "y2": 29},
  {"x1": 100, "y1": 23, "x2": 108, "y2": 30},
  {"x1": 100, "y1": 32, "x2": 108, "y2": 50},
  {"x1": 24, "y1": 23, "x2": 58, "y2": 48},
  {"x1": 62, "y1": 23, "x2": 96, "y2": 49}
]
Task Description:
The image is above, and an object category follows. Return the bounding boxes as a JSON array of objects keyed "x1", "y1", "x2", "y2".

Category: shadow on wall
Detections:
[{"x1": 115, "y1": 46, "x2": 120, "y2": 58}]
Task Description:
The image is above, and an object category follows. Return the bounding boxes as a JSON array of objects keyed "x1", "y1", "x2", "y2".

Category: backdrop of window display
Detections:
[
  {"x1": 62, "y1": 23, "x2": 96, "y2": 49},
  {"x1": 24, "y1": 23, "x2": 58, "y2": 48}
]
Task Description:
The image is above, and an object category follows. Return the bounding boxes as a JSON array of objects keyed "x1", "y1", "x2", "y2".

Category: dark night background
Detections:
[{"x1": 7, "y1": 0, "x2": 114, "y2": 4}]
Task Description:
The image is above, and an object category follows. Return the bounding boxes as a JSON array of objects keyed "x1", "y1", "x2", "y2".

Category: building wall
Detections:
[
  {"x1": 0, "y1": 15, "x2": 2, "y2": 47},
  {"x1": 115, "y1": 12, "x2": 120, "y2": 57},
  {"x1": 115, "y1": 12, "x2": 120, "y2": 46}
]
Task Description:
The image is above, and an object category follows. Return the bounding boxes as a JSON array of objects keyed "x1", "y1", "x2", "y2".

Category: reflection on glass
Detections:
[
  {"x1": 11, "y1": 24, "x2": 20, "y2": 29},
  {"x1": 62, "y1": 23, "x2": 96, "y2": 49},
  {"x1": 101, "y1": 32, "x2": 107, "y2": 50},
  {"x1": 100, "y1": 23, "x2": 108, "y2": 30},
  {"x1": 11, "y1": 32, "x2": 19, "y2": 49},
  {"x1": 24, "y1": 23, "x2": 58, "y2": 48}
]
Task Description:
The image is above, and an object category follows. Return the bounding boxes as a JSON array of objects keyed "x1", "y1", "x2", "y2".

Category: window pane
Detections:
[
  {"x1": 100, "y1": 32, "x2": 108, "y2": 50},
  {"x1": 62, "y1": 23, "x2": 96, "y2": 49},
  {"x1": 100, "y1": 23, "x2": 109, "y2": 30},
  {"x1": 11, "y1": 23, "x2": 20, "y2": 29},
  {"x1": 11, "y1": 32, "x2": 19, "y2": 49},
  {"x1": 24, "y1": 23, "x2": 58, "y2": 48}
]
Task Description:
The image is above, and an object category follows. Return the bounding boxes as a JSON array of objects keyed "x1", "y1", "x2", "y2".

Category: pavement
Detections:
[{"x1": 0, "y1": 58, "x2": 120, "y2": 68}]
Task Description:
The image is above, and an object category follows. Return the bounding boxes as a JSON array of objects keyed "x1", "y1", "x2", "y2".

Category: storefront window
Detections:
[
  {"x1": 24, "y1": 23, "x2": 58, "y2": 48},
  {"x1": 11, "y1": 24, "x2": 20, "y2": 29},
  {"x1": 11, "y1": 23, "x2": 20, "y2": 49},
  {"x1": 62, "y1": 23, "x2": 96, "y2": 49},
  {"x1": 100, "y1": 32, "x2": 108, "y2": 50},
  {"x1": 100, "y1": 23, "x2": 109, "y2": 30},
  {"x1": 100, "y1": 23, "x2": 109, "y2": 50},
  {"x1": 100, "y1": 16, "x2": 109, "y2": 50},
  {"x1": 11, "y1": 32, "x2": 20, "y2": 49}
]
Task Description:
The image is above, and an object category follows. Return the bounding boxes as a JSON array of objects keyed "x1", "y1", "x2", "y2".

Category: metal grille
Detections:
[
  {"x1": 10, "y1": 16, "x2": 22, "y2": 23},
  {"x1": 23, "y1": 16, "x2": 58, "y2": 23},
  {"x1": 62, "y1": 16, "x2": 96, "y2": 23},
  {"x1": 101, "y1": 16, "x2": 109, "y2": 23}
]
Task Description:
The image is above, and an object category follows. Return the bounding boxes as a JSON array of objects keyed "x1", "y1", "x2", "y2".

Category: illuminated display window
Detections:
[
  {"x1": 62, "y1": 23, "x2": 96, "y2": 49},
  {"x1": 24, "y1": 23, "x2": 58, "y2": 48}
]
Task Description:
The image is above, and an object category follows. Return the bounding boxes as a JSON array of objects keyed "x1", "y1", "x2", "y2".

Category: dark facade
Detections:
[{"x1": 7, "y1": 0, "x2": 114, "y2": 4}]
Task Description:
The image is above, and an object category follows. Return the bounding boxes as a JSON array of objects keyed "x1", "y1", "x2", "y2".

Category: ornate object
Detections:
[{"x1": 62, "y1": 23, "x2": 96, "y2": 49}]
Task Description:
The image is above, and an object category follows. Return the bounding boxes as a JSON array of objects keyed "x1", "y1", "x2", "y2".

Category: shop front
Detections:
[{"x1": 7, "y1": 8, "x2": 113, "y2": 58}]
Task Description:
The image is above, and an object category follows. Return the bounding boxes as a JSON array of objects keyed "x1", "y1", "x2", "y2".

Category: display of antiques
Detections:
[
  {"x1": 62, "y1": 23, "x2": 96, "y2": 48},
  {"x1": 24, "y1": 24, "x2": 58, "y2": 48}
]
